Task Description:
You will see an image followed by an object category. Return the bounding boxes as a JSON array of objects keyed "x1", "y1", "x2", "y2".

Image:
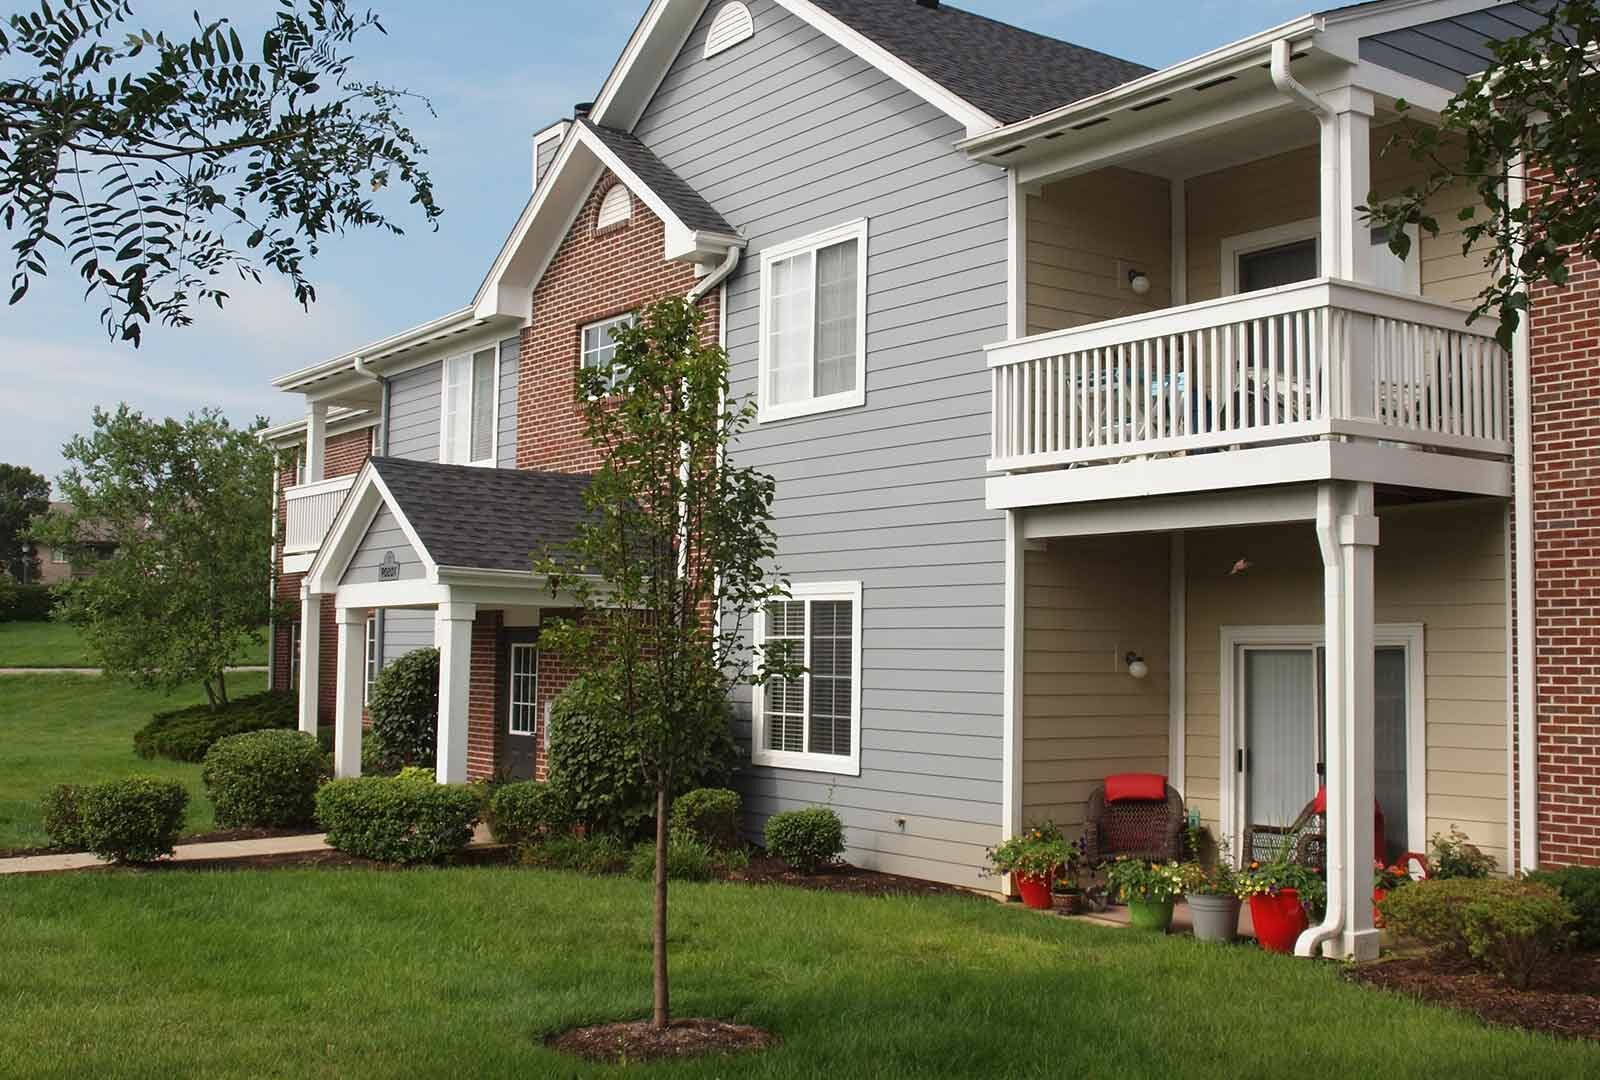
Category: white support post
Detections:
[
  {"x1": 1168, "y1": 531, "x2": 1187, "y2": 795},
  {"x1": 1001, "y1": 511, "x2": 1025, "y2": 847},
  {"x1": 1339, "y1": 482, "x2": 1380, "y2": 960},
  {"x1": 435, "y1": 601, "x2": 476, "y2": 785},
  {"x1": 334, "y1": 607, "x2": 365, "y2": 778},
  {"x1": 304, "y1": 401, "x2": 329, "y2": 484},
  {"x1": 297, "y1": 589, "x2": 321, "y2": 736},
  {"x1": 1170, "y1": 177, "x2": 1187, "y2": 308}
]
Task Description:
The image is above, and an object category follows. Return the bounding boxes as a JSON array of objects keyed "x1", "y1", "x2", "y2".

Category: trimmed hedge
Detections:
[
  {"x1": 672, "y1": 787, "x2": 740, "y2": 849},
  {"x1": 764, "y1": 807, "x2": 845, "y2": 873},
  {"x1": 1380, "y1": 877, "x2": 1578, "y2": 987},
  {"x1": 1527, "y1": 866, "x2": 1600, "y2": 951},
  {"x1": 133, "y1": 691, "x2": 296, "y2": 762},
  {"x1": 485, "y1": 782, "x2": 574, "y2": 845},
  {"x1": 47, "y1": 777, "x2": 189, "y2": 862},
  {"x1": 201, "y1": 730, "x2": 323, "y2": 828},
  {"x1": 315, "y1": 776, "x2": 480, "y2": 863},
  {"x1": 2, "y1": 583, "x2": 54, "y2": 622}
]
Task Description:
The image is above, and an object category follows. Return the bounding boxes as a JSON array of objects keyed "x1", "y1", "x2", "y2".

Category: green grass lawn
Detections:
[
  {"x1": 0, "y1": 621, "x2": 269, "y2": 668},
  {"x1": 0, "y1": 672, "x2": 267, "y2": 850},
  {"x1": 0, "y1": 869, "x2": 1589, "y2": 1078}
]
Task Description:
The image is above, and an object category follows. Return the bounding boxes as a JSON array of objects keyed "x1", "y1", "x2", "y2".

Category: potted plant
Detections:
[
  {"x1": 1050, "y1": 837, "x2": 1088, "y2": 913},
  {"x1": 1178, "y1": 859, "x2": 1241, "y2": 944},
  {"x1": 1236, "y1": 847, "x2": 1327, "y2": 954},
  {"x1": 986, "y1": 822, "x2": 1069, "y2": 910},
  {"x1": 1102, "y1": 857, "x2": 1185, "y2": 932}
]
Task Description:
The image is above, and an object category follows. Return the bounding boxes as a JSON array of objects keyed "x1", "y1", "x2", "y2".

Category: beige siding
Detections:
[
  {"x1": 1021, "y1": 534, "x2": 1170, "y2": 829},
  {"x1": 1025, "y1": 168, "x2": 1171, "y2": 336},
  {"x1": 1183, "y1": 500, "x2": 1509, "y2": 867}
]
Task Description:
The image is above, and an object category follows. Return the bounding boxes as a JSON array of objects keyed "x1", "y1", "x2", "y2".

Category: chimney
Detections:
[
  {"x1": 915, "y1": 0, "x2": 939, "y2": 8},
  {"x1": 574, "y1": 101, "x2": 594, "y2": 119}
]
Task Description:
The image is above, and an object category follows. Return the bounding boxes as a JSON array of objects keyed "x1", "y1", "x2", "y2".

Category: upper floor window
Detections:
[
  {"x1": 758, "y1": 219, "x2": 867, "y2": 422},
  {"x1": 441, "y1": 346, "x2": 498, "y2": 466},
  {"x1": 582, "y1": 314, "x2": 635, "y2": 392},
  {"x1": 596, "y1": 185, "x2": 632, "y2": 232}
]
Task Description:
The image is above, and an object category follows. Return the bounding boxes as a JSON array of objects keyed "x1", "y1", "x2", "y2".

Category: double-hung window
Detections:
[
  {"x1": 581, "y1": 314, "x2": 635, "y2": 393},
  {"x1": 752, "y1": 581, "x2": 861, "y2": 775},
  {"x1": 758, "y1": 219, "x2": 867, "y2": 421},
  {"x1": 441, "y1": 346, "x2": 498, "y2": 465}
]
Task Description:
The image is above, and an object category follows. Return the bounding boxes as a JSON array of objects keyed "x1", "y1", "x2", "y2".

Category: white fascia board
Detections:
[
  {"x1": 259, "y1": 407, "x2": 377, "y2": 447},
  {"x1": 272, "y1": 306, "x2": 486, "y2": 392},
  {"x1": 305, "y1": 465, "x2": 439, "y2": 595}
]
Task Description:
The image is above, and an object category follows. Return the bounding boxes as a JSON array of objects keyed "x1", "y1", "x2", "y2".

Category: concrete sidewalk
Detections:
[
  {"x1": 0, "y1": 666, "x2": 269, "y2": 677},
  {"x1": 0, "y1": 832, "x2": 334, "y2": 875}
]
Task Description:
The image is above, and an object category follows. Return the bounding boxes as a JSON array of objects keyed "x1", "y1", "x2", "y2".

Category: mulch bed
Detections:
[
  {"x1": 1345, "y1": 952, "x2": 1600, "y2": 1042},
  {"x1": 729, "y1": 854, "x2": 978, "y2": 899},
  {"x1": 545, "y1": 1018, "x2": 775, "y2": 1064}
]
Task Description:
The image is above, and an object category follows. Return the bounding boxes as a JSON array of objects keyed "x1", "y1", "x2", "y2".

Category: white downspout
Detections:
[
  {"x1": 1509, "y1": 156, "x2": 1538, "y2": 871},
  {"x1": 1270, "y1": 40, "x2": 1330, "y2": 119},
  {"x1": 678, "y1": 245, "x2": 742, "y2": 581},
  {"x1": 687, "y1": 245, "x2": 742, "y2": 304}
]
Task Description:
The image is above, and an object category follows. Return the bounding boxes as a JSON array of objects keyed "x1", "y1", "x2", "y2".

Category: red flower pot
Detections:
[
  {"x1": 1249, "y1": 889, "x2": 1309, "y2": 954},
  {"x1": 1015, "y1": 872, "x2": 1054, "y2": 910},
  {"x1": 1373, "y1": 887, "x2": 1387, "y2": 928}
]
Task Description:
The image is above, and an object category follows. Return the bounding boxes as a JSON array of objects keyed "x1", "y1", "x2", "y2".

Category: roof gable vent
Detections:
[
  {"x1": 596, "y1": 184, "x2": 633, "y2": 231},
  {"x1": 704, "y1": 2, "x2": 754, "y2": 59}
]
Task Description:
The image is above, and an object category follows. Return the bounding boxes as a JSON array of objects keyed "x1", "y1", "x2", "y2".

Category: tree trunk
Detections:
[
  {"x1": 652, "y1": 780, "x2": 670, "y2": 1030},
  {"x1": 202, "y1": 677, "x2": 219, "y2": 709},
  {"x1": 216, "y1": 666, "x2": 229, "y2": 707}
]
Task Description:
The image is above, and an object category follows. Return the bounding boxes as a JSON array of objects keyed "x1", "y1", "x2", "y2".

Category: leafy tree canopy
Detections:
[
  {"x1": 1, "y1": 0, "x2": 440, "y2": 344},
  {"x1": 0, "y1": 461, "x2": 50, "y2": 580}
]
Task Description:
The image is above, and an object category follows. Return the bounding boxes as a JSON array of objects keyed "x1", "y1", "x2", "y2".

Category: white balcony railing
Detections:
[
  {"x1": 283, "y1": 474, "x2": 356, "y2": 556},
  {"x1": 988, "y1": 278, "x2": 1511, "y2": 473}
]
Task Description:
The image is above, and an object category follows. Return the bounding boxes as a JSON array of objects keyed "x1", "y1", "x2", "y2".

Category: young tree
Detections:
[
  {"x1": 34, "y1": 405, "x2": 277, "y2": 706},
  {"x1": 1, "y1": 0, "x2": 440, "y2": 345},
  {"x1": 0, "y1": 462, "x2": 50, "y2": 581},
  {"x1": 1367, "y1": 1, "x2": 1599, "y2": 347},
  {"x1": 539, "y1": 297, "x2": 793, "y2": 1030}
]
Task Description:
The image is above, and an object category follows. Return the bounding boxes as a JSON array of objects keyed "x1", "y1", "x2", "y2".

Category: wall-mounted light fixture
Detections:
[
  {"x1": 1125, "y1": 651, "x2": 1150, "y2": 680},
  {"x1": 1128, "y1": 269, "x2": 1152, "y2": 296}
]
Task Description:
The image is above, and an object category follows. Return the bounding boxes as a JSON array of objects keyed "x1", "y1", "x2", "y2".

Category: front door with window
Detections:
[{"x1": 498, "y1": 629, "x2": 540, "y2": 780}]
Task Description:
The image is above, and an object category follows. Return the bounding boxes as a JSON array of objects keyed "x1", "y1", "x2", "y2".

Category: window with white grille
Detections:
[
  {"x1": 289, "y1": 622, "x2": 302, "y2": 691},
  {"x1": 752, "y1": 581, "x2": 861, "y2": 775},
  {"x1": 441, "y1": 346, "x2": 498, "y2": 465},
  {"x1": 704, "y1": 2, "x2": 754, "y2": 58},
  {"x1": 596, "y1": 184, "x2": 632, "y2": 231},
  {"x1": 509, "y1": 643, "x2": 538, "y2": 736},
  {"x1": 363, "y1": 615, "x2": 379, "y2": 705},
  {"x1": 581, "y1": 314, "x2": 635, "y2": 392},
  {"x1": 758, "y1": 219, "x2": 867, "y2": 422}
]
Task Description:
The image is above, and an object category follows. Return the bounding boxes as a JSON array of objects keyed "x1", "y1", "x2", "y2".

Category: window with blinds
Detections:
[
  {"x1": 753, "y1": 583, "x2": 861, "y2": 774},
  {"x1": 758, "y1": 220, "x2": 867, "y2": 422},
  {"x1": 441, "y1": 346, "x2": 498, "y2": 465},
  {"x1": 508, "y1": 644, "x2": 538, "y2": 736}
]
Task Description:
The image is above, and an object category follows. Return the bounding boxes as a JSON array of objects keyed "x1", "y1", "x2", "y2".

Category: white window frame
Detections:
[
  {"x1": 289, "y1": 622, "x2": 302, "y2": 692},
  {"x1": 363, "y1": 614, "x2": 379, "y2": 705},
  {"x1": 1220, "y1": 218, "x2": 1320, "y2": 296},
  {"x1": 1217, "y1": 623, "x2": 1426, "y2": 860},
  {"x1": 751, "y1": 580, "x2": 862, "y2": 776},
  {"x1": 756, "y1": 218, "x2": 868, "y2": 423},
  {"x1": 50, "y1": 547, "x2": 69, "y2": 565},
  {"x1": 581, "y1": 313, "x2": 636, "y2": 393},
  {"x1": 438, "y1": 346, "x2": 500, "y2": 467},
  {"x1": 508, "y1": 642, "x2": 539, "y2": 736}
]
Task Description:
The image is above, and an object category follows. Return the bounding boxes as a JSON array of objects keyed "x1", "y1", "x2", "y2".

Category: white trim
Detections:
[
  {"x1": 437, "y1": 345, "x2": 501, "y2": 467},
  {"x1": 305, "y1": 464, "x2": 440, "y2": 595},
  {"x1": 756, "y1": 218, "x2": 869, "y2": 423},
  {"x1": 507, "y1": 642, "x2": 539, "y2": 736},
  {"x1": 704, "y1": 2, "x2": 754, "y2": 58},
  {"x1": 1170, "y1": 178, "x2": 1187, "y2": 307},
  {"x1": 1006, "y1": 172, "x2": 1027, "y2": 338},
  {"x1": 1220, "y1": 217, "x2": 1320, "y2": 296},
  {"x1": 1509, "y1": 152, "x2": 1538, "y2": 873},
  {"x1": 580, "y1": 312, "x2": 637, "y2": 392},
  {"x1": 1001, "y1": 512, "x2": 1024, "y2": 842},
  {"x1": 751, "y1": 580, "x2": 863, "y2": 776},
  {"x1": 1168, "y1": 532, "x2": 1186, "y2": 794},
  {"x1": 1218, "y1": 622, "x2": 1426, "y2": 858},
  {"x1": 363, "y1": 613, "x2": 379, "y2": 705}
]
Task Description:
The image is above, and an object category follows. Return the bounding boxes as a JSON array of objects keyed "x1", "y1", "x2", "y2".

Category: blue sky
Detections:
[{"x1": 0, "y1": 0, "x2": 1307, "y2": 483}]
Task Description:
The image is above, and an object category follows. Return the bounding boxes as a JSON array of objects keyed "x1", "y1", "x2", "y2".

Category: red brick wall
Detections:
[
  {"x1": 468, "y1": 611, "x2": 503, "y2": 781},
  {"x1": 1528, "y1": 240, "x2": 1600, "y2": 867},
  {"x1": 518, "y1": 171, "x2": 719, "y2": 474}
]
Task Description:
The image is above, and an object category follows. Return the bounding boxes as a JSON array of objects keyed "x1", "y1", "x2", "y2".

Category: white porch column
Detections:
[
  {"x1": 334, "y1": 607, "x2": 365, "y2": 778},
  {"x1": 435, "y1": 601, "x2": 476, "y2": 785},
  {"x1": 1318, "y1": 88, "x2": 1374, "y2": 282},
  {"x1": 1001, "y1": 510, "x2": 1025, "y2": 844},
  {"x1": 304, "y1": 401, "x2": 328, "y2": 484},
  {"x1": 297, "y1": 588, "x2": 321, "y2": 735},
  {"x1": 1338, "y1": 481, "x2": 1380, "y2": 960}
]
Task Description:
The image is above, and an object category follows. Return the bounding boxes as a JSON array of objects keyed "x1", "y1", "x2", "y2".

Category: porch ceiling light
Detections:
[
  {"x1": 1125, "y1": 652, "x2": 1149, "y2": 680},
  {"x1": 1128, "y1": 269, "x2": 1151, "y2": 296}
]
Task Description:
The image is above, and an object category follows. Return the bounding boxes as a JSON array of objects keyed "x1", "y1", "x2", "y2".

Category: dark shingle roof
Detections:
[
  {"x1": 580, "y1": 118, "x2": 735, "y2": 235},
  {"x1": 371, "y1": 457, "x2": 595, "y2": 573},
  {"x1": 810, "y1": 0, "x2": 1153, "y2": 125}
]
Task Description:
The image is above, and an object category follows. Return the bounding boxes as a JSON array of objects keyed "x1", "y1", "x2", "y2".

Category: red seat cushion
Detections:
[
  {"x1": 1105, "y1": 773, "x2": 1167, "y2": 803},
  {"x1": 1312, "y1": 785, "x2": 1327, "y2": 814}
]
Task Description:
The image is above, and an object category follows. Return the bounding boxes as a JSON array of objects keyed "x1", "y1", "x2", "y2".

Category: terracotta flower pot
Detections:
[
  {"x1": 1249, "y1": 889, "x2": 1309, "y2": 954},
  {"x1": 1127, "y1": 897, "x2": 1175, "y2": 932},
  {"x1": 1015, "y1": 872, "x2": 1054, "y2": 910}
]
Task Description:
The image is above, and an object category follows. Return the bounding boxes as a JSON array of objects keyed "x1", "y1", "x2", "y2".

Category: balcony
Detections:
[
  {"x1": 988, "y1": 278, "x2": 1511, "y2": 478},
  {"x1": 283, "y1": 474, "x2": 357, "y2": 566}
]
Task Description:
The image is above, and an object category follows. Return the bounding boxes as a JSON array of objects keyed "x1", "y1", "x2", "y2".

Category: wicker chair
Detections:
[
  {"x1": 1242, "y1": 797, "x2": 1326, "y2": 870},
  {"x1": 1082, "y1": 782, "x2": 1186, "y2": 865}
]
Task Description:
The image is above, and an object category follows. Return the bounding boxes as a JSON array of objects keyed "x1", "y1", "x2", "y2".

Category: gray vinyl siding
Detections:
[
  {"x1": 387, "y1": 361, "x2": 442, "y2": 462},
  {"x1": 382, "y1": 609, "x2": 434, "y2": 667},
  {"x1": 498, "y1": 336, "x2": 519, "y2": 466},
  {"x1": 635, "y1": 0, "x2": 1009, "y2": 890},
  {"x1": 1359, "y1": 2, "x2": 1548, "y2": 91},
  {"x1": 341, "y1": 506, "x2": 425, "y2": 586}
]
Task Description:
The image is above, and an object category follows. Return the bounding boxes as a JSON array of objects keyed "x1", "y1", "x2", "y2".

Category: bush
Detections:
[
  {"x1": 367, "y1": 648, "x2": 439, "y2": 768},
  {"x1": 201, "y1": 730, "x2": 323, "y2": 828},
  {"x1": 521, "y1": 833, "x2": 632, "y2": 875},
  {"x1": 1460, "y1": 884, "x2": 1577, "y2": 988},
  {"x1": 764, "y1": 807, "x2": 845, "y2": 873},
  {"x1": 40, "y1": 784, "x2": 86, "y2": 850},
  {"x1": 314, "y1": 776, "x2": 480, "y2": 863},
  {"x1": 1428, "y1": 825, "x2": 1496, "y2": 879},
  {"x1": 133, "y1": 691, "x2": 296, "y2": 762},
  {"x1": 672, "y1": 787, "x2": 740, "y2": 849},
  {"x1": 1527, "y1": 866, "x2": 1600, "y2": 951},
  {"x1": 485, "y1": 782, "x2": 574, "y2": 845},
  {"x1": 74, "y1": 777, "x2": 189, "y2": 863},
  {"x1": 3, "y1": 583, "x2": 54, "y2": 622},
  {"x1": 0, "y1": 575, "x2": 14, "y2": 621}
]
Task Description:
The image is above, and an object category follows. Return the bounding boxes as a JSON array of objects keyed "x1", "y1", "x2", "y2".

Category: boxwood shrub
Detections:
[
  {"x1": 40, "y1": 784, "x2": 86, "y2": 850},
  {"x1": 672, "y1": 787, "x2": 740, "y2": 849},
  {"x1": 764, "y1": 806, "x2": 845, "y2": 873},
  {"x1": 75, "y1": 777, "x2": 189, "y2": 863},
  {"x1": 201, "y1": 730, "x2": 324, "y2": 828},
  {"x1": 1461, "y1": 884, "x2": 1578, "y2": 988},
  {"x1": 314, "y1": 776, "x2": 480, "y2": 863},
  {"x1": 133, "y1": 691, "x2": 297, "y2": 762},
  {"x1": 1527, "y1": 866, "x2": 1600, "y2": 951},
  {"x1": 485, "y1": 781, "x2": 574, "y2": 845}
]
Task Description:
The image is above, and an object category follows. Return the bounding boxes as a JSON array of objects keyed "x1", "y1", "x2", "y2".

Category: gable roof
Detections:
[
  {"x1": 579, "y1": 119, "x2": 734, "y2": 234},
  {"x1": 808, "y1": 0, "x2": 1153, "y2": 125}
]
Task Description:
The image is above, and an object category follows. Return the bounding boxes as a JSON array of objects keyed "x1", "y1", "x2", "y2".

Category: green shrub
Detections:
[
  {"x1": 40, "y1": 784, "x2": 85, "y2": 850},
  {"x1": 672, "y1": 787, "x2": 740, "y2": 849},
  {"x1": 314, "y1": 776, "x2": 479, "y2": 864},
  {"x1": 1428, "y1": 825, "x2": 1496, "y2": 879},
  {"x1": 485, "y1": 782, "x2": 574, "y2": 845},
  {"x1": 394, "y1": 765, "x2": 435, "y2": 785},
  {"x1": 1462, "y1": 884, "x2": 1578, "y2": 989},
  {"x1": 630, "y1": 833, "x2": 714, "y2": 882},
  {"x1": 764, "y1": 807, "x2": 845, "y2": 873},
  {"x1": 0, "y1": 575, "x2": 14, "y2": 621},
  {"x1": 132, "y1": 691, "x2": 296, "y2": 762},
  {"x1": 521, "y1": 832, "x2": 632, "y2": 875},
  {"x1": 4, "y1": 583, "x2": 54, "y2": 622},
  {"x1": 1527, "y1": 866, "x2": 1600, "y2": 951},
  {"x1": 76, "y1": 777, "x2": 189, "y2": 863},
  {"x1": 367, "y1": 648, "x2": 439, "y2": 768},
  {"x1": 201, "y1": 730, "x2": 323, "y2": 828}
]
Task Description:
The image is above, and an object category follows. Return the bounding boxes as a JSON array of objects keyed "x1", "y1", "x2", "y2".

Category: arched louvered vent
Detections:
[
  {"x1": 704, "y1": 2, "x2": 754, "y2": 59},
  {"x1": 596, "y1": 184, "x2": 632, "y2": 231}
]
